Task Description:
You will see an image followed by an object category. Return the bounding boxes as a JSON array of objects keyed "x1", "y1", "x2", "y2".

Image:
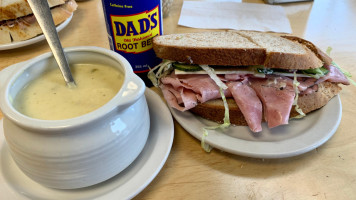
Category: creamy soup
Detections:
[{"x1": 13, "y1": 63, "x2": 124, "y2": 120}]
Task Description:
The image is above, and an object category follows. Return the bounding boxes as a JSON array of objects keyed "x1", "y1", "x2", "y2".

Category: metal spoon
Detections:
[{"x1": 27, "y1": 0, "x2": 76, "y2": 88}]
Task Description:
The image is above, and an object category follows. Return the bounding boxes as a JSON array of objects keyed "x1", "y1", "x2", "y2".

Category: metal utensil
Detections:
[{"x1": 27, "y1": 0, "x2": 76, "y2": 87}]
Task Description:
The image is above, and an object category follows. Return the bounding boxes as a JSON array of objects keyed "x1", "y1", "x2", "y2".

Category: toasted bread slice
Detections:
[
  {"x1": 153, "y1": 31, "x2": 267, "y2": 66},
  {"x1": 0, "y1": 0, "x2": 77, "y2": 44},
  {"x1": 190, "y1": 81, "x2": 341, "y2": 126},
  {"x1": 0, "y1": 0, "x2": 65, "y2": 21},
  {"x1": 153, "y1": 31, "x2": 324, "y2": 70},
  {"x1": 236, "y1": 31, "x2": 323, "y2": 69},
  {"x1": 281, "y1": 35, "x2": 332, "y2": 66}
]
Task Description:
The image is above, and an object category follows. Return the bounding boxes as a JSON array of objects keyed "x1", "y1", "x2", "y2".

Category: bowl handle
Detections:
[{"x1": 118, "y1": 74, "x2": 146, "y2": 109}]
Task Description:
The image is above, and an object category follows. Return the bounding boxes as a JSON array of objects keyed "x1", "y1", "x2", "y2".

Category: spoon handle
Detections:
[{"x1": 27, "y1": 0, "x2": 76, "y2": 87}]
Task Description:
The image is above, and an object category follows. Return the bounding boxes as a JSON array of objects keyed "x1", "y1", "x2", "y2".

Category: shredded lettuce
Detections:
[
  {"x1": 302, "y1": 67, "x2": 329, "y2": 79},
  {"x1": 200, "y1": 65, "x2": 228, "y2": 90},
  {"x1": 201, "y1": 129, "x2": 213, "y2": 152},
  {"x1": 147, "y1": 60, "x2": 174, "y2": 87},
  {"x1": 171, "y1": 63, "x2": 329, "y2": 79},
  {"x1": 292, "y1": 71, "x2": 306, "y2": 119},
  {"x1": 326, "y1": 46, "x2": 333, "y2": 56},
  {"x1": 256, "y1": 65, "x2": 328, "y2": 79},
  {"x1": 199, "y1": 65, "x2": 230, "y2": 152},
  {"x1": 201, "y1": 88, "x2": 230, "y2": 152}
]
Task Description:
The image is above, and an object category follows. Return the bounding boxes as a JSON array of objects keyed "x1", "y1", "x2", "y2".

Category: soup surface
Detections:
[{"x1": 14, "y1": 63, "x2": 124, "y2": 120}]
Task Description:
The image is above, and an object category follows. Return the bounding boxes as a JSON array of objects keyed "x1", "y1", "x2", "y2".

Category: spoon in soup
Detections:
[{"x1": 27, "y1": 0, "x2": 76, "y2": 88}]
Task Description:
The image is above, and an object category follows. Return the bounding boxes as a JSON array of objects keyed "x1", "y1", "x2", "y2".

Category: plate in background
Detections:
[{"x1": 0, "y1": 14, "x2": 73, "y2": 51}]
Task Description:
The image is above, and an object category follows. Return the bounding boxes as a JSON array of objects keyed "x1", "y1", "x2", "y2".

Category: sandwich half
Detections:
[
  {"x1": 149, "y1": 31, "x2": 350, "y2": 132},
  {"x1": 0, "y1": 0, "x2": 78, "y2": 44}
]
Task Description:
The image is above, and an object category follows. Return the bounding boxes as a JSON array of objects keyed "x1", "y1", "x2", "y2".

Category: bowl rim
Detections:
[{"x1": 0, "y1": 46, "x2": 145, "y2": 131}]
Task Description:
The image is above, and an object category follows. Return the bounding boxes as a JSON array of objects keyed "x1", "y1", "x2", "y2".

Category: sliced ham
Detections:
[
  {"x1": 160, "y1": 84, "x2": 186, "y2": 111},
  {"x1": 297, "y1": 77, "x2": 318, "y2": 91},
  {"x1": 316, "y1": 65, "x2": 350, "y2": 85},
  {"x1": 160, "y1": 84, "x2": 198, "y2": 111},
  {"x1": 179, "y1": 74, "x2": 221, "y2": 102},
  {"x1": 180, "y1": 88, "x2": 198, "y2": 110},
  {"x1": 249, "y1": 78, "x2": 295, "y2": 128},
  {"x1": 160, "y1": 72, "x2": 229, "y2": 111},
  {"x1": 297, "y1": 77, "x2": 319, "y2": 95},
  {"x1": 224, "y1": 74, "x2": 245, "y2": 81},
  {"x1": 162, "y1": 72, "x2": 224, "y2": 102},
  {"x1": 159, "y1": 64, "x2": 349, "y2": 132},
  {"x1": 268, "y1": 76, "x2": 317, "y2": 92},
  {"x1": 161, "y1": 75, "x2": 184, "y2": 90},
  {"x1": 227, "y1": 81, "x2": 263, "y2": 132}
]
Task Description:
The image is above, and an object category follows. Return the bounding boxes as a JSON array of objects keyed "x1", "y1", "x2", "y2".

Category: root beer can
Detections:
[{"x1": 101, "y1": 0, "x2": 163, "y2": 87}]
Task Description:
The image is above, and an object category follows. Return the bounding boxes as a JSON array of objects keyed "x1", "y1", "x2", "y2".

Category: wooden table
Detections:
[{"x1": 1, "y1": 0, "x2": 356, "y2": 199}]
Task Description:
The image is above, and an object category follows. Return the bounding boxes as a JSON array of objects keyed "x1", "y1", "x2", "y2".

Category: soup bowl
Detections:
[{"x1": 0, "y1": 46, "x2": 149, "y2": 189}]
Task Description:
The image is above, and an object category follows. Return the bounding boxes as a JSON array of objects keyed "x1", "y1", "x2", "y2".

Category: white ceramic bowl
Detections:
[{"x1": 0, "y1": 46, "x2": 149, "y2": 189}]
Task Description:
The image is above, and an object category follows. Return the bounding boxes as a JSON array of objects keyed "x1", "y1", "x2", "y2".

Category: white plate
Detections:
[
  {"x1": 0, "y1": 14, "x2": 73, "y2": 51},
  {"x1": 170, "y1": 96, "x2": 342, "y2": 159},
  {"x1": 0, "y1": 88, "x2": 174, "y2": 200}
]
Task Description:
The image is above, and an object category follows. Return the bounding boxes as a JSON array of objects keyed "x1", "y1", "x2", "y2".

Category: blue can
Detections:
[{"x1": 101, "y1": 0, "x2": 163, "y2": 86}]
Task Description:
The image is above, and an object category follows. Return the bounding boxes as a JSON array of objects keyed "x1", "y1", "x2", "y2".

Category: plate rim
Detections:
[
  {"x1": 0, "y1": 14, "x2": 73, "y2": 51},
  {"x1": 170, "y1": 95, "x2": 342, "y2": 159},
  {"x1": 0, "y1": 88, "x2": 174, "y2": 200}
]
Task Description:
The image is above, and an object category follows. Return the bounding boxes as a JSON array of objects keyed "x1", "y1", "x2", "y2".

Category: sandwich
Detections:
[
  {"x1": 148, "y1": 31, "x2": 351, "y2": 133},
  {"x1": 0, "y1": 0, "x2": 77, "y2": 45}
]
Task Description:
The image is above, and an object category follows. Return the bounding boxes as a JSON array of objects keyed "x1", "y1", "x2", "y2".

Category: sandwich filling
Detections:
[
  {"x1": 0, "y1": 0, "x2": 77, "y2": 44},
  {"x1": 150, "y1": 61, "x2": 350, "y2": 132}
]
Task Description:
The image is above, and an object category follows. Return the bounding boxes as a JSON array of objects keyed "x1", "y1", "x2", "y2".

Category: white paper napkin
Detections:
[{"x1": 178, "y1": 1, "x2": 292, "y2": 33}]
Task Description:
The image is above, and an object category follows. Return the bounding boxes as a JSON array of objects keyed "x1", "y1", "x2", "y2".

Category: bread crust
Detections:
[
  {"x1": 264, "y1": 45, "x2": 323, "y2": 70},
  {"x1": 190, "y1": 81, "x2": 341, "y2": 126},
  {"x1": 153, "y1": 45, "x2": 267, "y2": 66},
  {"x1": 281, "y1": 35, "x2": 333, "y2": 66},
  {"x1": 153, "y1": 31, "x2": 325, "y2": 70},
  {"x1": 153, "y1": 31, "x2": 267, "y2": 66}
]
